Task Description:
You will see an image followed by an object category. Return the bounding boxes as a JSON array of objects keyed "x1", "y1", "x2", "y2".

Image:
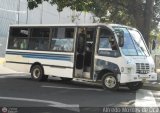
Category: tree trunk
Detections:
[
  {"x1": 130, "y1": 0, "x2": 154, "y2": 47},
  {"x1": 129, "y1": 0, "x2": 144, "y2": 39},
  {"x1": 143, "y1": 0, "x2": 154, "y2": 47}
]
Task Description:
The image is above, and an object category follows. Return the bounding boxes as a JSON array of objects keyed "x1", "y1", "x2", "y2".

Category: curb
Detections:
[
  {"x1": 0, "y1": 72, "x2": 29, "y2": 76},
  {"x1": 0, "y1": 58, "x2": 5, "y2": 65},
  {"x1": 0, "y1": 73, "x2": 23, "y2": 76},
  {"x1": 142, "y1": 82, "x2": 160, "y2": 91}
]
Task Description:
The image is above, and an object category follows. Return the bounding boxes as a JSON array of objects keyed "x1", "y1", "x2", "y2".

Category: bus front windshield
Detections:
[{"x1": 114, "y1": 27, "x2": 149, "y2": 56}]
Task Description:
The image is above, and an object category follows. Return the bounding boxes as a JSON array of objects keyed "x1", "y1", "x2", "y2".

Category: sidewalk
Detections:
[
  {"x1": 143, "y1": 72, "x2": 160, "y2": 91},
  {"x1": 143, "y1": 82, "x2": 160, "y2": 91},
  {"x1": 0, "y1": 58, "x2": 25, "y2": 75},
  {"x1": 0, "y1": 65, "x2": 21, "y2": 75},
  {"x1": 0, "y1": 58, "x2": 5, "y2": 64}
]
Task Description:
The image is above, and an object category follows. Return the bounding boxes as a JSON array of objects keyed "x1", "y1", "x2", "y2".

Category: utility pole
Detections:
[
  {"x1": 26, "y1": 6, "x2": 29, "y2": 24},
  {"x1": 40, "y1": 0, "x2": 43, "y2": 24},
  {"x1": 84, "y1": 12, "x2": 86, "y2": 24},
  {"x1": 17, "y1": 0, "x2": 20, "y2": 24},
  {"x1": 58, "y1": 12, "x2": 60, "y2": 23},
  {"x1": 143, "y1": 0, "x2": 154, "y2": 47}
]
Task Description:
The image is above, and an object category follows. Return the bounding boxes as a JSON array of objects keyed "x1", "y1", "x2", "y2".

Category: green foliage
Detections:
[
  {"x1": 28, "y1": 0, "x2": 94, "y2": 12},
  {"x1": 27, "y1": 0, "x2": 160, "y2": 25},
  {"x1": 28, "y1": 0, "x2": 43, "y2": 9},
  {"x1": 27, "y1": 0, "x2": 160, "y2": 45},
  {"x1": 27, "y1": 0, "x2": 160, "y2": 29},
  {"x1": 150, "y1": 28, "x2": 160, "y2": 41}
]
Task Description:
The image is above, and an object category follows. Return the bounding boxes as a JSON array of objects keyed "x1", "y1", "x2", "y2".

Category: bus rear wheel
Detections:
[
  {"x1": 31, "y1": 65, "x2": 48, "y2": 81},
  {"x1": 127, "y1": 82, "x2": 143, "y2": 91},
  {"x1": 102, "y1": 73, "x2": 119, "y2": 91}
]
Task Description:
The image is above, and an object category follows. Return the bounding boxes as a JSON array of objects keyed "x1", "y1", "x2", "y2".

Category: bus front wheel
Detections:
[
  {"x1": 102, "y1": 73, "x2": 119, "y2": 91},
  {"x1": 31, "y1": 65, "x2": 48, "y2": 81},
  {"x1": 127, "y1": 82, "x2": 143, "y2": 91}
]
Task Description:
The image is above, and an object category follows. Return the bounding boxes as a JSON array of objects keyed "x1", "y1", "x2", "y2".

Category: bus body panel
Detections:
[
  {"x1": 5, "y1": 50, "x2": 30, "y2": 73},
  {"x1": 4, "y1": 24, "x2": 157, "y2": 88},
  {"x1": 5, "y1": 50, "x2": 74, "y2": 78},
  {"x1": 95, "y1": 55, "x2": 157, "y2": 83}
]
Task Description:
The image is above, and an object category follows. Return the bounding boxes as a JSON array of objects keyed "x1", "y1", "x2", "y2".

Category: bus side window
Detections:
[
  {"x1": 28, "y1": 28, "x2": 50, "y2": 51},
  {"x1": 13, "y1": 39, "x2": 19, "y2": 49},
  {"x1": 98, "y1": 29, "x2": 119, "y2": 57},
  {"x1": 8, "y1": 27, "x2": 29, "y2": 50},
  {"x1": 50, "y1": 27, "x2": 74, "y2": 52},
  {"x1": 109, "y1": 36, "x2": 118, "y2": 50}
]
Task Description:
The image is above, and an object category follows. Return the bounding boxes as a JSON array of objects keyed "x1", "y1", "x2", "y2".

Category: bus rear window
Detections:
[{"x1": 8, "y1": 27, "x2": 29, "y2": 50}]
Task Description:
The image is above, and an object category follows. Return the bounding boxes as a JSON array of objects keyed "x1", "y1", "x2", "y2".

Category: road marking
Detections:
[
  {"x1": 135, "y1": 89, "x2": 158, "y2": 107},
  {"x1": 42, "y1": 85, "x2": 103, "y2": 91},
  {"x1": 0, "y1": 76, "x2": 6, "y2": 78},
  {"x1": 0, "y1": 74, "x2": 27, "y2": 78},
  {"x1": 0, "y1": 96, "x2": 79, "y2": 112},
  {"x1": 151, "y1": 91, "x2": 160, "y2": 107},
  {"x1": 152, "y1": 82, "x2": 157, "y2": 84}
]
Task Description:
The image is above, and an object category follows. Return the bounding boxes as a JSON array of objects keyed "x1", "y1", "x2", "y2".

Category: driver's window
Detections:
[
  {"x1": 99, "y1": 36, "x2": 112, "y2": 50},
  {"x1": 98, "y1": 28, "x2": 119, "y2": 57}
]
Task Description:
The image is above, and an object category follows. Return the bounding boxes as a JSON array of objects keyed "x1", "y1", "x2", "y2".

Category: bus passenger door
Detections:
[{"x1": 74, "y1": 28, "x2": 95, "y2": 79}]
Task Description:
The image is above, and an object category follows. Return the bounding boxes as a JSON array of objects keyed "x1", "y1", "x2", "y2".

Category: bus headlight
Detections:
[
  {"x1": 127, "y1": 67, "x2": 132, "y2": 73},
  {"x1": 121, "y1": 67, "x2": 132, "y2": 73}
]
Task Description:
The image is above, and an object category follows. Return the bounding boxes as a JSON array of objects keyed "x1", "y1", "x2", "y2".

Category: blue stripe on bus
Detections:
[
  {"x1": 6, "y1": 51, "x2": 72, "y2": 61},
  {"x1": 6, "y1": 51, "x2": 72, "y2": 57}
]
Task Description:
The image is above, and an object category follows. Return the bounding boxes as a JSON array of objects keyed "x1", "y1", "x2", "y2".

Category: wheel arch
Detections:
[
  {"x1": 30, "y1": 62, "x2": 44, "y2": 74},
  {"x1": 96, "y1": 69, "x2": 117, "y2": 80}
]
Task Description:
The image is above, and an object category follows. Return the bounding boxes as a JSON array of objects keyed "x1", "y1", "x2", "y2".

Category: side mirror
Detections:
[
  {"x1": 116, "y1": 30, "x2": 124, "y2": 47},
  {"x1": 77, "y1": 33, "x2": 86, "y2": 53}
]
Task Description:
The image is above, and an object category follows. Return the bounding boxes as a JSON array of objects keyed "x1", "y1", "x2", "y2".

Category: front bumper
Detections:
[{"x1": 119, "y1": 73, "x2": 157, "y2": 83}]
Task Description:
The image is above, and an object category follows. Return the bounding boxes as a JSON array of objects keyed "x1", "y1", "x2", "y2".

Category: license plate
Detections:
[{"x1": 142, "y1": 78, "x2": 147, "y2": 82}]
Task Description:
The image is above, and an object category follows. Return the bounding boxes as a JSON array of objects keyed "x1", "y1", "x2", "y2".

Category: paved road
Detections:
[{"x1": 0, "y1": 75, "x2": 160, "y2": 113}]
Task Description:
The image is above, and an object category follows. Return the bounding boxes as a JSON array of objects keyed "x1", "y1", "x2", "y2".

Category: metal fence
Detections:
[
  {"x1": 0, "y1": 37, "x2": 7, "y2": 57},
  {"x1": 0, "y1": 0, "x2": 93, "y2": 57}
]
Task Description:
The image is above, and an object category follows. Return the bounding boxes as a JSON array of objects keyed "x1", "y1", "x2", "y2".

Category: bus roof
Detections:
[
  {"x1": 9, "y1": 23, "x2": 137, "y2": 30},
  {"x1": 10, "y1": 23, "x2": 106, "y2": 27},
  {"x1": 110, "y1": 24, "x2": 136, "y2": 29}
]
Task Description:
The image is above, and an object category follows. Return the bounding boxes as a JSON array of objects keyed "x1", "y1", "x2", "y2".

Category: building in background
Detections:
[{"x1": 0, "y1": 0, "x2": 93, "y2": 57}]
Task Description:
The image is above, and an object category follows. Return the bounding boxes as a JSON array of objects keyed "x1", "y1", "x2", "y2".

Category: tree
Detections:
[
  {"x1": 27, "y1": 0, "x2": 160, "y2": 46},
  {"x1": 27, "y1": 0, "x2": 94, "y2": 12},
  {"x1": 92, "y1": 0, "x2": 159, "y2": 47},
  {"x1": 93, "y1": 0, "x2": 160, "y2": 47}
]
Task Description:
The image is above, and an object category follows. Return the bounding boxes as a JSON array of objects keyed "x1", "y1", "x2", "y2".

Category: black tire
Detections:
[
  {"x1": 61, "y1": 77, "x2": 73, "y2": 82},
  {"x1": 127, "y1": 82, "x2": 143, "y2": 91},
  {"x1": 102, "y1": 73, "x2": 119, "y2": 91},
  {"x1": 43, "y1": 75, "x2": 49, "y2": 81},
  {"x1": 31, "y1": 65, "x2": 48, "y2": 81}
]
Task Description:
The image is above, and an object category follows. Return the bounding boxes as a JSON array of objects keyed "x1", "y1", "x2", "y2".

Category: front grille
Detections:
[{"x1": 136, "y1": 63, "x2": 149, "y2": 74}]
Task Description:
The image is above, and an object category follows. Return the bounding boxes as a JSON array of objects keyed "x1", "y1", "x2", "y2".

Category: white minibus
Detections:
[{"x1": 5, "y1": 24, "x2": 157, "y2": 90}]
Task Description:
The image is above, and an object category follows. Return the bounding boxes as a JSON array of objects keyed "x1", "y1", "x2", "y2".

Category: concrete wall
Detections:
[{"x1": 0, "y1": 0, "x2": 93, "y2": 57}]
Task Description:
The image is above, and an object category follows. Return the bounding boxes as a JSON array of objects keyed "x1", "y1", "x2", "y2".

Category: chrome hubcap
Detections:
[
  {"x1": 104, "y1": 76, "x2": 116, "y2": 88},
  {"x1": 33, "y1": 68, "x2": 40, "y2": 79}
]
